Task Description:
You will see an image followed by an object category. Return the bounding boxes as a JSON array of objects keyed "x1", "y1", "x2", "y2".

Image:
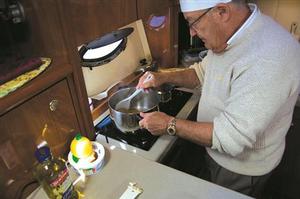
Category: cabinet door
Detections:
[
  {"x1": 0, "y1": 79, "x2": 80, "y2": 194},
  {"x1": 58, "y1": 0, "x2": 137, "y2": 47},
  {"x1": 138, "y1": 0, "x2": 179, "y2": 67}
]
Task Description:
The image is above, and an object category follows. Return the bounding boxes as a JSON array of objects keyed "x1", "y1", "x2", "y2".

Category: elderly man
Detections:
[{"x1": 137, "y1": 0, "x2": 300, "y2": 197}]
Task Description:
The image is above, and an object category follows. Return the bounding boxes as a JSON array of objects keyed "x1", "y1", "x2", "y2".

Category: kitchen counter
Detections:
[{"x1": 28, "y1": 146, "x2": 252, "y2": 199}]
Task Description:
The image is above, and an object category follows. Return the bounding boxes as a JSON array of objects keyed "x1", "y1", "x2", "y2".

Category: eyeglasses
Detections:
[{"x1": 188, "y1": 8, "x2": 213, "y2": 30}]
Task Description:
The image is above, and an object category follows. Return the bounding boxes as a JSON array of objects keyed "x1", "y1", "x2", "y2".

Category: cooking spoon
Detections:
[{"x1": 115, "y1": 74, "x2": 153, "y2": 110}]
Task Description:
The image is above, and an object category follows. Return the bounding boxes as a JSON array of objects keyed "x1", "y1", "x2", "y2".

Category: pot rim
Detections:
[{"x1": 108, "y1": 87, "x2": 159, "y2": 114}]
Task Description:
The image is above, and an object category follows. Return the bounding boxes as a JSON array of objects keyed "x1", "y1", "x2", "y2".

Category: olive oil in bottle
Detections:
[{"x1": 33, "y1": 146, "x2": 78, "y2": 199}]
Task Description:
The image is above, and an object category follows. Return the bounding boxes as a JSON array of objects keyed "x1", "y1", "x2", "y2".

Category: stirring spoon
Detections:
[{"x1": 115, "y1": 74, "x2": 153, "y2": 110}]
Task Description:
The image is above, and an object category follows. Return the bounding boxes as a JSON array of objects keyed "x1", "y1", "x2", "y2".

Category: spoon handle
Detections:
[
  {"x1": 127, "y1": 88, "x2": 143, "y2": 100},
  {"x1": 143, "y1": 74, "x2": 153, "y2": 83}
]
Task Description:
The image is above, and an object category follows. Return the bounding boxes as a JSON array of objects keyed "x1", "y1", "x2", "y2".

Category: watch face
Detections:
[{"x1": 167, "y1": 126, "x2": 176, "y2": 136}]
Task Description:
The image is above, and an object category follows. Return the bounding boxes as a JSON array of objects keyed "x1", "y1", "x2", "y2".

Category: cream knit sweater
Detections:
[{"x1": 191, "y1": 6, "x2": 300, "y2": 176}]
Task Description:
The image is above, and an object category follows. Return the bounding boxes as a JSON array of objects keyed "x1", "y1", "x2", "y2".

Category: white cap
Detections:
[{"x1": 180, "y1": 0, "x2": 232, "y2": 12}]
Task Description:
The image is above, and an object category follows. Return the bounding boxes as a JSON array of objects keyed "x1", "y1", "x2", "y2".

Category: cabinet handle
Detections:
[{"x1": 49, "y1": 99, "x2": 59, "y2": 111}]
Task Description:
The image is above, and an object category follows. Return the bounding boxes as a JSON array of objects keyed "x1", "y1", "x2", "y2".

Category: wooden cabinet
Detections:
[
  {"x1": 3, "y1": 79, "x2": 81, "y2": 158},
  {"x1": 0, "y1": 63, "x2": 94, "y2": 198},
  {"x1": 138, "y1": 0, "x2": 180, "y2": 67},
  {"x1": 0, "y1": 1, "x2": 94, "y2": 197},
  {"x1": 0, "y1": 61, "x2": 95, "y2": 198},
  {"x1": 0, "y1": 79, "x2": 79, "y2": 186},
  {"x1": 57, "y1": 0, "x2": 137, "y2": 48}
]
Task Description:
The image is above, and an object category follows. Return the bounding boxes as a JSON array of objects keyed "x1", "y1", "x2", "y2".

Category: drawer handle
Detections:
[{"x1": 49, "y1": 99, "x2": 59, "y2": 111}]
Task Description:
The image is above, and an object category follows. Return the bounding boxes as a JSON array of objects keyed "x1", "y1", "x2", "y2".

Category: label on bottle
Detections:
[{"x1": 50, "y1": 168, "x2": 74, "y2": 199}]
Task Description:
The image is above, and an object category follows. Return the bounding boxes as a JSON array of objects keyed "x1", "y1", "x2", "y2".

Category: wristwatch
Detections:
[{"x1": 166, "y1": 117, "x2": 176, "y2": 136}]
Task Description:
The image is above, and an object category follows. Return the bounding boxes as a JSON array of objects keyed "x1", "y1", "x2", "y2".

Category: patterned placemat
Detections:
[{"x1": 0, "y1": 58, "x2": 51, "y2": 98}]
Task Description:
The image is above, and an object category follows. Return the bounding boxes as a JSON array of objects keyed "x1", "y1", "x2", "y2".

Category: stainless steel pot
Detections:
[{"x1": 108, "y1": 87, "x2": 160, "y2": 132}]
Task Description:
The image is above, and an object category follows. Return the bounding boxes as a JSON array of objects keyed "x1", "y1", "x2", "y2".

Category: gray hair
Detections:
[
  {"x1": 230, "y1": 0, "x2": 253, "y2": 8},
  {"x1": 231, "y1": 0, "x2": 247, "y2": 4}
]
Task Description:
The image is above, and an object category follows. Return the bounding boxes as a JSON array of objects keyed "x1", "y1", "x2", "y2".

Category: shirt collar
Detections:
[{"x1": 226, "y1": 3, "x2": 259, "y2": 46}]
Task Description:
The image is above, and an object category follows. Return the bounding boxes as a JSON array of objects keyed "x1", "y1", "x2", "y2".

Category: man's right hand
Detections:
[{"x1": 136, "y1": 71, "x2": 165, "y2": 89}]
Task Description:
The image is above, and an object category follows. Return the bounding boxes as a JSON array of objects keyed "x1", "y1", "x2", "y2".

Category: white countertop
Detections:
[{"x1": 28, "y1": 146, "x2": 252, "y2": 199}]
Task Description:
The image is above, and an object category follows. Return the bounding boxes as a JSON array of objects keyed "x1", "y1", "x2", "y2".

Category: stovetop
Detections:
[{"x1": 95, "y1": 89, "x2": 192, "y2": 151}]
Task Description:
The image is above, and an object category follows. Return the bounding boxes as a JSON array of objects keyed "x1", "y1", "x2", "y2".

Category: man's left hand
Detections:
[{"x1": 139, "y1": 111, "x2": 172, "y2": 135}]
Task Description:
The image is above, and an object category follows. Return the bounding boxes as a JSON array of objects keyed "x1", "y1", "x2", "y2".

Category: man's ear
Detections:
[{"x1": 213, "y1": 3, "x2": 231, "y2": 22}]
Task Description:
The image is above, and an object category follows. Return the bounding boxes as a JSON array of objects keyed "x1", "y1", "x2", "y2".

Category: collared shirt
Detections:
[{"x1": 226, "y1": 3, "x2": 258, "y2": 47}]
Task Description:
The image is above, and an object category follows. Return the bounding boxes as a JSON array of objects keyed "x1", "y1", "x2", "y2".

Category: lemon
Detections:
[{"x1": 70, "y1": 134, "x2": 93, "y2": 159}]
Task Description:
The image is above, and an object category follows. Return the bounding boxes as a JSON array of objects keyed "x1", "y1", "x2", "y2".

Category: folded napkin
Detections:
[
  {"x1": 0, "y1": 57, "x2": 43, "y2": 85},
  {"x1": 0, "y1": 58, "x2": 51, "y2": 98}
]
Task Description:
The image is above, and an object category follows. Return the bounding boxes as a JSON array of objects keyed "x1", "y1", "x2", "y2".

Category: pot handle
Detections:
[
  {"x1": 91, "y1": 81, "x2": 121, "y2": 100},
  {"x1": 136, "y1": 114, "x2": 143, "y2": 120}
]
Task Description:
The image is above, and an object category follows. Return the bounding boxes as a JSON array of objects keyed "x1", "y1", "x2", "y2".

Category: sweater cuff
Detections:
[{"x1": 189, "y1": 62, "x2": 205, "y2": 86}]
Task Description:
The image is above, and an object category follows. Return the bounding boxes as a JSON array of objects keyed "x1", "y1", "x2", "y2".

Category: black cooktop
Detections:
[{"x1": 95, "y1": 89, "x2": 192, "y2": 151}]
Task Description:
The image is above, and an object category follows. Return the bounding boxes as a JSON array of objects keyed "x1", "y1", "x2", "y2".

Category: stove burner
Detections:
[
  {"x1": 95, "y1": 89, "x2": 192, "y2": 151},
  {"x1": 159, "y1": 89, "x2": 192, "y2": 117}
]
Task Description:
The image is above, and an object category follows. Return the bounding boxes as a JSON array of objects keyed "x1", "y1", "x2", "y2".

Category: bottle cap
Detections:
[{"x1": 35, "y1": 146, "x2": 51, "y2": 163}]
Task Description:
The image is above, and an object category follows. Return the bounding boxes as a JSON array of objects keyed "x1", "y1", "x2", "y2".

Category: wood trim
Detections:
[
  {"x1": 65, "y1": 75, "x2": 89, "y2": 136},
  {"x1": 56, "y1": 0, "x2": 95, "y2": 139}
]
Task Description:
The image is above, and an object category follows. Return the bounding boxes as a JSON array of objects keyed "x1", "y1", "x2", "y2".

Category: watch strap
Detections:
[{"x1": 167, "y1": 117, "x2": 176, "y2": 136}]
